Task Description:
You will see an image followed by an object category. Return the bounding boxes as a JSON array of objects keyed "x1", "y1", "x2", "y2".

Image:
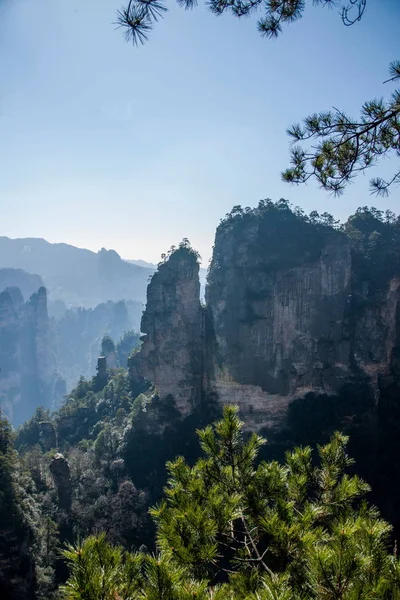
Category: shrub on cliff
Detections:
[{"x1": 61, "y1": 406, "x2": 400, "y2": 599}]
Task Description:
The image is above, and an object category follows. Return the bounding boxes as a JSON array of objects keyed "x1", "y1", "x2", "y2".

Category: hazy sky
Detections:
[{"x1": 1, "y1": 0, "x2": 399, "y2": 264}]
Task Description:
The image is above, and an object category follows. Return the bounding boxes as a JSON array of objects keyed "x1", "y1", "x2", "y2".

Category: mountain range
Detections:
[{"x1": 0, "y1": 236, "x2": 154, "y2": 309}]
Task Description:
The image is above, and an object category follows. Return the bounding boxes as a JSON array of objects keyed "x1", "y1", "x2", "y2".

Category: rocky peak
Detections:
[
  {"x1": 0, "y1": 285, "x2": 57, "y2": 425},
  {"x1": 0, "y1": 290, "x2": 22, "y2": 423},
  {"x1": 137, "y1": 244, "x2": 203, "y2": 415},
  {"x1": 2, "y1": 286, "x2": 24, "y2": 309},
  {"x1": 134, "y1": 201, "x2": 399, "y2": 439},
  {"x1": 49, "y1": 453, "x2": 72, "y2": 512},
  {"x1": 0, "y1": 268, "x2": 44, "y2": 302}
]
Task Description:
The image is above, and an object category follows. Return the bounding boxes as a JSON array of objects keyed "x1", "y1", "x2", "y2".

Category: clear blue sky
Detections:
[{"x1": 0, "y1": 0, "x2": 399, "y2": 264}]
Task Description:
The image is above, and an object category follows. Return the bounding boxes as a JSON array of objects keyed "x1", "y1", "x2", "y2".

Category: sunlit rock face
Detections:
[{"x1": 138, "y1": 246, "x2": 203, "y2": 416}]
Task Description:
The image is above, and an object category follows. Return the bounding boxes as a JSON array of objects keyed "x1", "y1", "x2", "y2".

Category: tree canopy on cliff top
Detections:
[{"x1": 115, "y1": 0, "x2": 399, "y2": 198}]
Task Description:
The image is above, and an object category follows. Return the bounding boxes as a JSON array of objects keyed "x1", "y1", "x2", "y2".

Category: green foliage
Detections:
[
  {"x1": 15, "y1": 405, "x2": 54, "y2": 452},
  {"x1": 101, "y1": 335, "x2": 116, "y2": 357},
  {"x1": 61, "y1": 406, "x2": 400, "y2": 599},
  {"x1": 115, "y1": 0, "x2": 398, "y2": 197},
  {"x1": 159, "y1": 239, "x2": 201, "y2": 266},
  {"x1": 116, "y1": 330, "x2": 140, "y2": 367},
  {"x1": 342, "y1": 206, "x2": 400, "y2": 293},
  {"x1": 115, "y1": 0, "x2": 366, "y2": 46},
  {"x1": 0, "y1": 412, "x2": 58, "y2": 599},
  {"x1": 283, "y1": 72, "x2": 400, "y2": 195},
  {"x1": 61, "y1": 533, "x2": 210, "y2": 600}
]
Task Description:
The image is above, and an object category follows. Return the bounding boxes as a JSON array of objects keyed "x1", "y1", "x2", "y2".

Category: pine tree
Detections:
[
  {"x1": 61, "y1": 406, "x2": 400, "y2": 599},
  {"x1": 114, "y1": 0, "x2": 399, "y2": 197},
  {"x1": 0, "y1": 412, "x2": 58, "y2": 599}
]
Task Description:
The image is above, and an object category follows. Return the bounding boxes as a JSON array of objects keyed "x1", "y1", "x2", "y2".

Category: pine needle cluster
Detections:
[
  {"x1": 282, "y1": 61, "x2": 400, "y2": 196},
  {"x1": 115, "y1": 0, "x2": 367, "y2": 46},
  {"x1": 61, "y1": 406, "x2": 400, "y2": 599}
]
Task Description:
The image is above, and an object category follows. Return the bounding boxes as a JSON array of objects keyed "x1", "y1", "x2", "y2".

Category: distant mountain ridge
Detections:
[
  {"x1": 0, "y1": 236, "x2": 153, "y2": 308},
  {"x1": 127, "y1": 259, "x2": 157, "y2": 269}
]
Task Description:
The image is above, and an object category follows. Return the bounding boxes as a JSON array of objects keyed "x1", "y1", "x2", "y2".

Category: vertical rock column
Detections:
[
  {"x1": 49, "y1": 453, "x2": 72, "y2": 512},
  {"x1": 138, "y1": 247, "x2": 203, "y2": 415},
  {"x1": 0, "y1": 289, "x2": 22, "y2": 423},
  {"x1": 20, "y1": 287, "x2": 56, "y2": 423}
]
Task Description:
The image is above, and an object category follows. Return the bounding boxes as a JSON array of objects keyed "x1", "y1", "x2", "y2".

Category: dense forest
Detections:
[{"x1": 0, "y1": 202, "x2": 399, "y2": 599}]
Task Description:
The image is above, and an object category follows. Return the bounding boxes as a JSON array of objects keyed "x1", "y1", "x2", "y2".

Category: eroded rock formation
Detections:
[
  {"x1": 136, "y1": 202, "x2": 400, "y2": 436},
  {"x1": 205, "y1": 205, "x2": 354, "y2": 430},
  {"x1": 0, "y1": 286, "x2": 58, "y2": 425},
  {"x1": 49, "y1": 453, "x2": 72, "y2": 512},
  {"x1": 137, "y1": 246, "x2": 203, "y2": 415}
]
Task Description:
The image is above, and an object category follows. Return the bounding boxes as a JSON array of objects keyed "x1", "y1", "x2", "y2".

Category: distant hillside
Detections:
[
  {"x1": 0, "y1": 268, "x2": 44, "y2": 301},
  {"x1": 0, "y1": 237, "x2": 153, "y2": 308},
  {"x1": 55, "y1": 299, "x2": 141, "y2": 392},
  {"x1": 127, "y1": 259, "x2": 157, "y2": 269}
]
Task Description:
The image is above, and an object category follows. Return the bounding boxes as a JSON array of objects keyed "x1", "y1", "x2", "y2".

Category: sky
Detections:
[{"x1": 0, "y1": 0, "x2": 399, "y2": 265}]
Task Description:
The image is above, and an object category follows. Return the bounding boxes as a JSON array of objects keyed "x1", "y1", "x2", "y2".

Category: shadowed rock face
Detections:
[
  {"x1": 39, "y1": 421, "x2": 57, "y2": 451},
  {"x1": 49, "y1": 453, "x2": 72, "y2": 512},
  {"x1": 205, "y1": 207, "x2": 353, "y2": 429},
  {"x1": 135, "y1": 204, "x2": 400, "y2": 435}
]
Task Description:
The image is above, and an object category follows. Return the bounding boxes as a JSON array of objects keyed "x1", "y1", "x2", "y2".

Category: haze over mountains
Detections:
[
  {"x1": 2, "y1": 202, "x2": 400, "y2": 600},
  {"x1": 0, "y1": 236, "x2": 154, "y2": 309},
  {"x1": 0, "y1": 268, "x2": 44, "y2": 301},
  {"x1": 0, "y1": 236, "x2": 159, "y2": 425}
]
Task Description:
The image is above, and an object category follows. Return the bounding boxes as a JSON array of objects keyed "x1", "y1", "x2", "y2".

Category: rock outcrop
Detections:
[
  {"x1": 0, "y1": 288, "x2": 23, "y2": 423},
  {"x1": 0, "y1": 286, "x2": 58, "y2": 425},
  {"x1": 205, "y1": 204, "x2": 353, "y2": 429},
  {"x1": 49, "y1": 453, "x2": 72, "y2": 512},
  {"x1": 135, "y1": 202, "x2": 400, "y2": 437},
  {"x1": 0, "y1": 268, "x2": 44, "y2": 302},
  {"x1": 137, "y1": 245, "x2": 203, "y2": 415},
  {"x1": 54, "y1": 299, "x2": 137, "y2": 391}
]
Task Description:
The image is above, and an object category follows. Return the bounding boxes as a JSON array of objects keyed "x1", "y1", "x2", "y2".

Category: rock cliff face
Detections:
[
  {"x1": 136, "y1": 202, "x2": 400, "y2": 437},
  {"x1": 205, "y1": 206, "x2": 353, "y2": 429},
  {"x1": 137, "y1": 246, "x2": 203, "y2": 415},
  {"x1": 0, "y1": 286, "x2": 57, "y2": 425}
]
